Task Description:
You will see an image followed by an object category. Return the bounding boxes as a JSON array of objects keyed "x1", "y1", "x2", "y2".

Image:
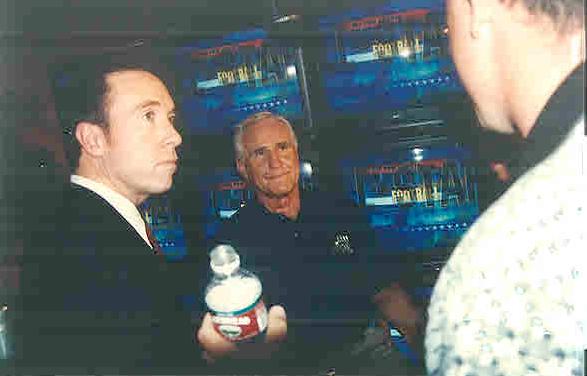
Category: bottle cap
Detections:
[{"x1": 210, "y1": 244, "x2": 240, "y2": 276}]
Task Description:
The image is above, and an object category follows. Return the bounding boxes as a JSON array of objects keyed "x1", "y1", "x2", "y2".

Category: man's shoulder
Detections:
[
  {"x1": 61, "y1": 184, "x2": 146, "y2": 249},
  {"x1": 227, "y1": 199, "x2": 267, "y2": 224},
  {"x1": 435, "y1": 119, "x2": 586, "y2": 291},
  {"x1": 25, "y1": 183, "x2": 111, "y2": 241},
  {"x1": 215, "y1": 201, "x2": 264, "y2": 238},
  {"x1": 62, "y1": 184, "x2": 119, "y2": 222},
  {"x1": 428, "y1": 123, "x2": 587, "y2": 374},
  {"x1": 64, "y1": 182, "x2": 102, "y2": 205},
  {"x1": 212, "y1": 199, "x2": 292, "y2": 256},
  {"x1": 301, "y1": 190, "x2": 365, "y2": 219}
]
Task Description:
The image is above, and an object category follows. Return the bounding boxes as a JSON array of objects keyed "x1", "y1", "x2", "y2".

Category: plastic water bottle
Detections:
[{"x1": 204, "y1": 244, "x2": 267, "y2": 341}]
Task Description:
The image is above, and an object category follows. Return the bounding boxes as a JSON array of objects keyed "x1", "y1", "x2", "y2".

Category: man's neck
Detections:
[
  {"x1": 256, "y1": 188, "x2": 301, "y2": 220},
  {"x1": 497, "y1": 10, "x2": 585, "y2": 137}
]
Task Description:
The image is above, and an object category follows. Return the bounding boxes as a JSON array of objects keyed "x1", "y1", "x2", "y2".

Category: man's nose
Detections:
[
  {"x1": 267, "y1": 150, "x2": 283, "y2": 168},
  {"x1": 165, "y1": 122, "x2": 182, "y2": 148}
]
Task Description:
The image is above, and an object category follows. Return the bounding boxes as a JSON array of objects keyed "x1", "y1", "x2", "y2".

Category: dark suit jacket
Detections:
[{"x1": 15, "y1": 183, "x2": 203, "y2": 374}]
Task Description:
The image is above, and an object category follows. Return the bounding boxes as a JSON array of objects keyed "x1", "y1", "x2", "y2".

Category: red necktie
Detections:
[{"x1": 145, "y1": 223, "x2": 162, "y2": 255}]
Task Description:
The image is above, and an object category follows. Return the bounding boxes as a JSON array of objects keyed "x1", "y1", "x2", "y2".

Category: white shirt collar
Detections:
[{"x1": 70, "y1": 175, "x2": 153, "y2": 249}]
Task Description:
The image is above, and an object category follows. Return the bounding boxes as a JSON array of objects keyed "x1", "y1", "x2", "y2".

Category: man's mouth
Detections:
[
  {"x1": 265, "y1": 172, "x2": 289, "y2": 180},
  {"x1": 159, "y1": 160, "x2": 178, "y2": 171},
  {"x1": 160, "y1": 158, "x2": 178, "y2": 165}
]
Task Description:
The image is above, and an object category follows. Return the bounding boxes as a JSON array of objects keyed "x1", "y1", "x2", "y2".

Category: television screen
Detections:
[
  {"x1": 212, "y1": 178, "x2": 253, "y2": 220},
  {"x1": 141, "y1": 194, "x2": 188, "y2": 261},
  {"x1": 341, "y1": 142, "x2": 480, "y2": 254},
  {"x1": 192, "y1": 166, "x2": 251, "y2": 241},
  {"x1": 176, "y1": 28, "x2": 309, "y2": 135},
  {"x1": 318, "y1": 2, "x2": 463, "y2": 116}
]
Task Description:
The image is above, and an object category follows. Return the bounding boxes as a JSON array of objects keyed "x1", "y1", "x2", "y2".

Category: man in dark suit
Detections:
[{"x1": 14, "y1": 60, "x2": 198, "y2": 373}]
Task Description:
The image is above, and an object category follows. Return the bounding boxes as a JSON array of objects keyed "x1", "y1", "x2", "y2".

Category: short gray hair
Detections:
[
  {"x1": 233, "y1": 112, "x2": 298, "y2": 160},
  {"x1": 501, "y1": 0, "x2": 583, "y2": 31}
]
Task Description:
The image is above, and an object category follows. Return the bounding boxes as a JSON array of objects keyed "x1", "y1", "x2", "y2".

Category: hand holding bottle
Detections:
[
  {"x1": 197, "y1": 244, "x2": 287, "y2": 362},
  {"x1": 197, "y1": 305, "x2": 287, "y2": 363}
]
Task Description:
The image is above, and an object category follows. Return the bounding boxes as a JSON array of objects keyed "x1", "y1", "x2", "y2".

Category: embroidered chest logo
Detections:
[{"x1": 331, "y1": 231, "x2": 355, "y2": 255}]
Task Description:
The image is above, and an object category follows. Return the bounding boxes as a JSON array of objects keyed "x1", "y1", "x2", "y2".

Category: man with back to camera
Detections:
[
  {"x1": 425, "y1": 0, "x2": 585, "y2": 374},
  {"x1": 196, "y1": 111, "x2": 427, "y2": 373}
]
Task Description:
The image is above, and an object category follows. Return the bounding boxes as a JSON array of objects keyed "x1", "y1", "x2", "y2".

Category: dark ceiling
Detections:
[
  {"x1": 3, "y1": 0, "x2": 403, "y2": 39},
  {"x1": 3, "y1": 0, "x2": 437, "y2": 71}
]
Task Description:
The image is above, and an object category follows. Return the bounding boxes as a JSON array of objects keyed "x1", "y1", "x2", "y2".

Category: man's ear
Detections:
[
  {"x1": 236, "y1": 157, "x2": 248, "y2": 181},
  {"x1": 75, "y1": 121, "x2": 108, "y2": 157},
  {"x1": 468, "y1": 0, "x2": 494, "y2": 39}
]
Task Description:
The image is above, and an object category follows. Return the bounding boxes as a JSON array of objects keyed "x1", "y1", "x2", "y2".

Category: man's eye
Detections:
[
  {"x1": 168, "y1": 113, "x2": 176, "y2": 123},
  {"x1": 278, "y1": 142, "x2": 291, "y2": 151},
  {"x1": 144, "y1": 111, "x2": 156, "y2": 122},
  {"x1": 253, "y1": 149, "x2": 265, "y2": 158}
]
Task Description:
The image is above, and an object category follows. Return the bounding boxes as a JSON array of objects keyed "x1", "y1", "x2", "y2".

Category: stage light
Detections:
[
  {"x1": 286, "y1": 65, "x2": 297, "y2": 77},
  {"x1": 412, "y1": 147, "x2": 424, "y2": 162},
  {"x1": 272, "y1": 14, "x2": 300, "y2": 24},
  {"x1": 301, "y1": 161, "x2": 313, "y2": 177},
  {"x1": 399, "y1": 48, "x2": 411, "y2": 58}
]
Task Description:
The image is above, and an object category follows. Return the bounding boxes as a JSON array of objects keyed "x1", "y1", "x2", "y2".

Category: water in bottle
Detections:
[{"x1": 204, "y1": 244, "x2": 267, "y2": 341}]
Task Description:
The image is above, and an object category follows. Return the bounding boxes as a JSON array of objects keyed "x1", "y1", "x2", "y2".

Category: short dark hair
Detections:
[
  {"x1": 52, "y1": 56, "x2": 168, "y2": 172},
  {"x1": 501, "y1": 0, "x2": 584, "y2": 31}
]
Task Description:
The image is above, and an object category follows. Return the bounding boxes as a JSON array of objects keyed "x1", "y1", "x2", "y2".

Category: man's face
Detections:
[
  {"x1": 446, "y1": 0, "x2": 514, "y2": 133},
  {"x1": 237, "y1": 118, "x2": 300, "y2": 200},
  {"x1": 101, "y1": 70, "x2": 182, "y2": 204}
]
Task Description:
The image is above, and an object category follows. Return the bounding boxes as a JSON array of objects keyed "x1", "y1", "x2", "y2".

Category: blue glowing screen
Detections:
[
  {"x1": 318, "y1": 2, "x2": 464, "y2": 115},
  {"x1": 176, "y1": 28, "x2": 307, "y2": 135},
  {"x1": 342, "y1": 144, "x2": 480, "y2": 253}
]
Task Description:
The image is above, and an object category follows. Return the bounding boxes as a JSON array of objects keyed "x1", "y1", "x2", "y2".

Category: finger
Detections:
[
  {"x1": 201, "y1": 350, "x2": 215, "y2": 364},
  {"x1": 373, "y1": 283, "x2": 410, "y2": 303},
  {"x1": 266, "y1": 305, "x2": 287, "y2": 343},
  {"x1": 197, "y1": 313, "x2": 237, "y2": 357}
]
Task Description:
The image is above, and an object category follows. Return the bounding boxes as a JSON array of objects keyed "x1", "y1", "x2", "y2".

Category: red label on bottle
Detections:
[{"x1": 211, "y1": 298, "x2": 267, "y2": 341}]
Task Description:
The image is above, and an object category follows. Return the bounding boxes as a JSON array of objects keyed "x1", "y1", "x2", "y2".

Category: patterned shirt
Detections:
[{"x1": 426, "y1": 65, "x2": 586, "y2": 375}]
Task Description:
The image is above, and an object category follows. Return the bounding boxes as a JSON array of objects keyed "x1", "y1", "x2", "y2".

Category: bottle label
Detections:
[{"x1": 211, "y1": 297, "x2": 268, "y2": 341}]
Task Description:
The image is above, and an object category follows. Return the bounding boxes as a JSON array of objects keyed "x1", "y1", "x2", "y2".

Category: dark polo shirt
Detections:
[
  {"x1": 214, "y1": 191, "x2": 376, "y2": 320},
  {"x1": 212, "y1": 191, "x2": 377, "y2": 371}
]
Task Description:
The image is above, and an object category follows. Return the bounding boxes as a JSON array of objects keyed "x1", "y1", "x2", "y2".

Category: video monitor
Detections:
[
  {"x1": 317, "y1": 1, "x2": 463, "y2": 116},
  {"x1": 341, "y1": 142, "x2": 480, "y2": 254},
  {"x1": 176, "y1": 28, "x2": 310, "y2": 135},
  {"x1": 140, "y1": 194, "x2": 188, "y2": 261},
  {"x1": 212, "y1": 178, "x2": 254, "y2": 220}
]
